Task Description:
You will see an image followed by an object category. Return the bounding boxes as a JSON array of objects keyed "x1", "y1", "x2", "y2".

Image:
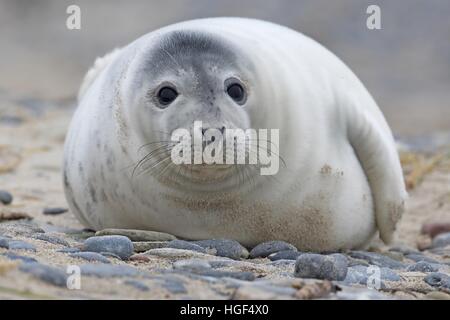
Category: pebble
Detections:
[
  {"x1": 70, "y1": 252, "x2": 111, "y2": 263},
  {"x1": 57, "y1": 247, "x2": 80, "y2": 253},
  {"x1": 0, "y1": 237, "x2": 9, "y2": 249},
  {"x1": 42, "y1": 207, "x2": 68, "y2": 215},
  {"x1": 0, "y1": 190, "x2": 13, "y2": 205},
  {"x1": 267, "y1": 259, "x2": 297, "y2": 267},
  {"x1": 389, "y1": 245, "x2": 420, "y2": 255},
  {"x1": 268, "y1": 250, "x2": 303, "y2": 261},
  {"x1": 406, "y1": 261, "x2": 439, "y2": 273},
  {"x1": 421, "y1": 221, "x2": 450, "y2": 238},
  {"x1": 95, "y1": 228, "x2": 176, "y2": 242},
  {"x1": 249, "y1": 241, "x2": 297, "y2": 258},
  {"x1": 19, "y1": 262, "x2": 67, "y2": 287},
  {"x1": 144, "y1": 248, "x2": 216, "y2": 260},
  {"x1": 294, "y1": 253, "x2": 348, "y2": 281},
  {"x1": 83, "y1": 235, "x2": 133, "y2": 260},
  {"x1": 124, "y1": 279, "x2": 149, "y2": 292},
  {"x1": 190, "y1": 269, "x2": 256, "y2": 281},
  {"x1": 405, "y1": 253, "x2": 439, "y2": 264},
  {"x1": 7, "y1": 240, "x2": 36, "y2": 251},
  {"x1": 424, "y1": 272, "x2": 450, "y2": 289},
  {"x1": 161, "y1": 279, "x2": 188, "y2": 294},
  {"x1": 100, "y1": 252, "x2": 122, "y2": 260},
  {"x1": 193, "y1": 239, "x2": 249, "y2": 260},
  {"x1": 173, "y1": 259, "x2": 212, "y2": 271},
  {"x1": 431, "y1": 232, "x2": 450, "y2": 248},
  {"x1": 167, "y1": 240, "x2": 207, "y2": 253},
  {"x1": 233, "y1": 283, "x2": 296, "y2": 300},
  {"x1": 425, "y1": 291, "x2": 450, "y2": 300},
  {"x1": 32, "y1": 233, "x2": 70, "y2": 246},
  {"x1": 2, "y1": 252, "x2": 37, "y2": 264},
  {"x1": 80, "y1": 264, "x2": 143, "y2": 278},
  {"x1": 348, "y1": 251, "x2": 406, "y2": 269},
  {"x1": 133, "y1": 241, "x2": 168, "y2": 253}
]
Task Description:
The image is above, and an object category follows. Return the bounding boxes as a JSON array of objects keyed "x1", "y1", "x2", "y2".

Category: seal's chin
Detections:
[{"x1": 180, "y1": 163, "x2": 235, "y2": 181}]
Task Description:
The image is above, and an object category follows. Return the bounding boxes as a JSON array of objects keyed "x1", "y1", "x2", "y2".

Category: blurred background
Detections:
[{"x1": 0, "y1": 0, "x2": 449, "y2": 137}]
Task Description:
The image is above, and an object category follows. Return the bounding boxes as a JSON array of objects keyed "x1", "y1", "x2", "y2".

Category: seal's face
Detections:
[{"x1": 128, "y1": 31, "x2": 261, "y2": 183}]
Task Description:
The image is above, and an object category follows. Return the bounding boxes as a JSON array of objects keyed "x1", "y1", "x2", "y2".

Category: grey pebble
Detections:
[
  {"x1": 32, "y1": 233, "x2": 70, "y2": 246},
  {"x1": 191, "y1": 269, "x2": 256, "y2": 281},
  {"x1": 2, "y1": 252, "x2": 37, "y2": 264},
  {"x1": 43, "y1": 207, "x2": 68, "y2": 215},
  {"x1": 405, "y1": 253, "x2": 439, "y2": 264},
  {"x1": 348, "y1": 251, "x2": 406, "y2": 269},
  {"x1": 19, "y1": 262, "x2": 67, "y2": 287},
  {"x1": 83, "y1": 235, "x2": 133, "y2": 260},
  {"x1": 100, "y1": 252, "x2": 122, "y2": 260},
  {"x1": 268, "y1": 250, "x2": 303, "y2": 261},
  {"x1": 70, "y1": 252, "x2": 111, "y2": 263},
  {"x1": 193, "y1": 239, "x2": 249, "y2": 260},
  {"x1": 266, "y1": 259, "x2": 296, "y2": 267},
  {"x1": 57, "y1": 247, "x2": 80, "y2": 253},
  {"x1": 173, "y1": 259, "x2": 212, "y2": 271},
  {"x1": 167, "y1": 240, "x2": 207, "y2": 253},
  {"x1": 7, "y1": 240, "x2": 36, "y2": 251},
  {"x1": 0, "y1": 190, "x2": 13, "y2": 205},
  {"x1": 133, "y1": 241, "x2": 168, "y2": 252},
  {"x1": 0, "y1": 237, "x2": 9, "y2": 249},
  {"x1": 124, "y1": 279, "x2": 149, "y2": 292},
  {"x1": 249, "y1": 241, "x2": 297, "y2": 258},
  {"x1": 424, "y1": 272, "x2": 450, "y2": 289},
  {"x1": 389, "y1": 245, "x2": 420, "y2": 255},
  {"x1": 95, "y1": 228, "x2": 176, "y2": 242},
  {"x1": 161, "y1": 279, "x2": 188, "y2": 294},
  {"x1": 294, "y1": 253, "x2": 348, "y2": 281},
  {"x1": 407, "y1": 261, "x2": 439, "y2": 273},
  {"x1": 431, "y1": 232, "x2": 450, "y2": 248},
  {"x1": 80, "y1": 264, "x2": 143, "y2": 278}
]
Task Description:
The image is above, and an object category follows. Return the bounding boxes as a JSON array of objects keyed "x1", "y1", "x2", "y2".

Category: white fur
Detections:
[{"x1": 64, "y1": 18, "x2": 407, "y2": 251}]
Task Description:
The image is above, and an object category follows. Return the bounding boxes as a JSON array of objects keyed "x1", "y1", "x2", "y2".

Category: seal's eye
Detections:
[
  {"x1": 157, "y1": 87, "x2": 178, "y2": 106},
  {"x1": 225, "y1": 79, "x2": 247, "y2": 105},
  {"x1": 227, "y1": 83, "x2": 245, "y2": 103}
]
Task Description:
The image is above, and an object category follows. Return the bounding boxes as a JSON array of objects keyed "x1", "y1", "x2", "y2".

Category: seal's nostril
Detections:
[{"x1": 219, "y1": 126, "x2": 226, "y2": 134}]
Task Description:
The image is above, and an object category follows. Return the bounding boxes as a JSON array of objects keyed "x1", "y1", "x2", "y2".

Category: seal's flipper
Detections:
[
  {"x1": 346, "y1": 102, "x2": 408, "y2": 244},
  {"x1": 78, "y1": 48, "x2": 122, "y2": 101}
]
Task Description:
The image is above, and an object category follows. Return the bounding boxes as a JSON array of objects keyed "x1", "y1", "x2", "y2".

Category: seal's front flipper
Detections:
[{"x1": 346, "y1": 103, "x2": 408, "y2": 244}]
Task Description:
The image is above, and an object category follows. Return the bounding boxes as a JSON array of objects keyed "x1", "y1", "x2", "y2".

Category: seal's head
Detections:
[{"x1": 123, "y1": 30, "x2": 266, "y2": 185}]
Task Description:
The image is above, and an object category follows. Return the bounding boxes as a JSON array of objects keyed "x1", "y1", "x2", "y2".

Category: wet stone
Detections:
[
  {"x1": 70, "y1": 252, "x2": 111, "y2": 263},
  {"x1": 294, "y1": 253, "x2": 348, "y2": 281},
  {"x1": 193, "y1": 239, "x2": 249, "y2": 260},
  {"x1": 167, "y1": 240, "x2": 207, "y2": 253},
  {"x1": 0, "y1": 190, "x2": 13, "y2": 205},
  {"x1": 431, "y1": 232, "x2": 450, "y2": 248},
  {"x1": 95, "y1": 228, "x2": 176, "y2": 242},
  {"x1": 249, "y1": 241, "x2": 297, "y2": 259},
  {"x1": 80, "y1": 264, "x2": 143, "y2": 278},
  {"x1": 42, "y1": 207, "x2": 68, "y2": 215},
  {"x1": 407, "y1": 261, "x2": 439, "y2": 273},
  {"x1": 32, "y1": 233, "x2": 70, "y2": 246},
  {"x1": 348, "y1": 251, "x2": 406, "y2": 269},
  {"x1": 268, "y1": 250, "x2": 303, "y2": 261},
  {"x1": 19, "y1": 262, "x2": 67, "y2": 287},
  {"x1": 83, "y1": 235, "x2": 133, "y2": 260},
  {"x1": 424, "y1": 272, "x2": 450, "y2": 289}
]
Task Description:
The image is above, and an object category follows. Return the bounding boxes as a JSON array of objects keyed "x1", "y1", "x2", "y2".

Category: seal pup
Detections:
[{"x1": 63, "y1": 18, "x2": 407, "y2": 251}]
